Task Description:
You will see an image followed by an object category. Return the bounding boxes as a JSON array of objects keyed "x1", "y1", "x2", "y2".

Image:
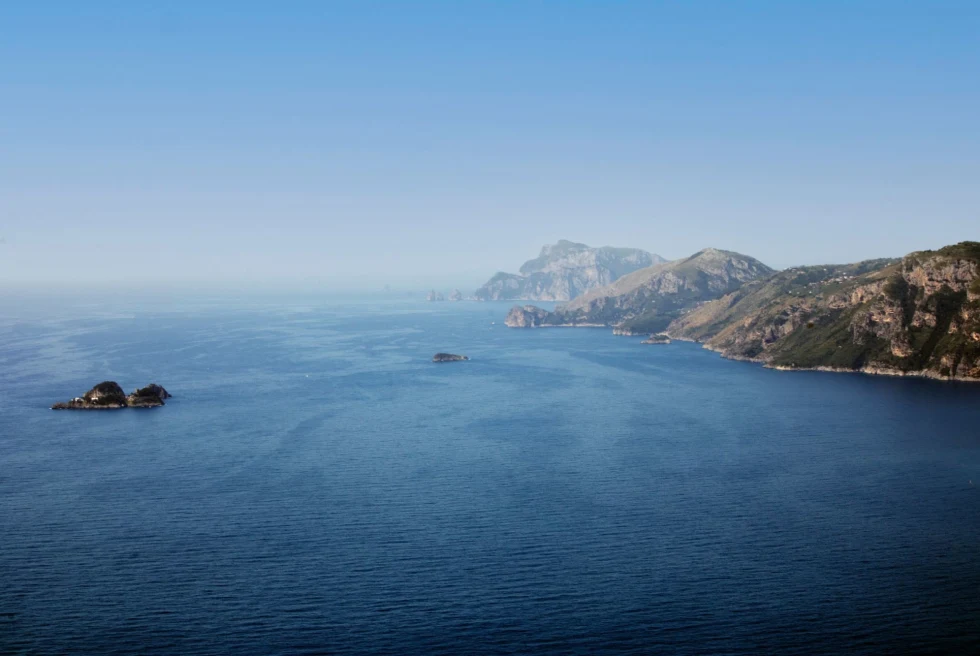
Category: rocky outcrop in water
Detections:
[
  {"x1": 426, "y1": 290, "x2": 445, "y2": 302},
  {"x1": 448, "y1": 289, "x2": 463, "y2": 302},
  {"x1": 668, "y1": 242, "x2": 980, "y2": 381},
  {"x1": 52, "y1": 382, "x2": 172, "y2": 409},
  {"x1": 641, "y1": 334, "x2": 671, "y2": 344},
  {"x1": 475, "y1": 240, "x2": 663, "y2": 301},
  {"x1": 432, "y1": 353, "x2": 469, "y2": 362},
  {"x1": 127, "y1": 384, "x2": 172, "y2": 407}
]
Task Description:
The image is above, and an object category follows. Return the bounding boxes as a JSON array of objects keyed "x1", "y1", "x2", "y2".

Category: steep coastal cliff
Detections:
[
  {"x1": 669, "y1": 242, "x2": 980, "y2": 380},
  {"x1": 475, "y1": 240, "x2": 663, "y2": 301}
]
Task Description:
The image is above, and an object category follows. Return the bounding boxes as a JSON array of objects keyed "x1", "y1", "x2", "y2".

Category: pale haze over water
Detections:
[{"x1": 1, "y1": 2, "x2": 978, "y2": 288}]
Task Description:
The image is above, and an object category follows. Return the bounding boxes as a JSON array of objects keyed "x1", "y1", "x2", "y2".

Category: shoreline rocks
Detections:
[{"x1": 641, "y1": 333, "x2": 672, "y2": 344}]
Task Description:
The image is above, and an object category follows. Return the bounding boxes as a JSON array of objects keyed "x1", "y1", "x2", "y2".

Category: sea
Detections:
[{"x1": 1, "y1": 294, "x2": 979, "y2": 655}]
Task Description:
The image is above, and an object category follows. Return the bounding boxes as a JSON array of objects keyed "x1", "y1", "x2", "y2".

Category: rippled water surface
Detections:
[{"x1": 2, "y1": 295, "x2": 979, "y2": 654}]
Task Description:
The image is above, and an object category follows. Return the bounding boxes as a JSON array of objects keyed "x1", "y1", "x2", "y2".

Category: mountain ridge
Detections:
[
  {"x1": 668, "y1": 242, "x2": 980, "y2": 380},
  {"x1": 474, "y1": 240, "x2": 664, "y2": 301},
  {"x1": 506, "y1": 248, "x2": 774, "y2": 331}
]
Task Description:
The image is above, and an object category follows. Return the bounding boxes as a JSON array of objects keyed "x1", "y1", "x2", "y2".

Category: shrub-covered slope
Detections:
[{"x1": 669, "y1": 243, "x2": 980, "y2": 380}]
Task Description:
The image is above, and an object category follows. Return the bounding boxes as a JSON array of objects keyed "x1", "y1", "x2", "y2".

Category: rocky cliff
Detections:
[
  {"x1": 506, "y1": 248, "x2": 774, "y2": 331},
  {"x1": 475, "y1": 240, "x2": 663, "y2": 301},
  {"x1": 668, "y1": 242, "x2": 980, "y2": 380},
  {"x1": 505, "y1": 305, "x2": 559, "y2": 327}
]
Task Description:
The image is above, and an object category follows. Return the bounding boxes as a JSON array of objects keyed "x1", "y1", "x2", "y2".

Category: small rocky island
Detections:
[
  {"x1": 641, "y1": 333, "x2": 672, "y2": 345},
  {"x1": 432, "y1": 353, "x2": 469, "y2": 362},
  {"x1": 52, "y1": 381, "x2": 172, "y2": 410}
]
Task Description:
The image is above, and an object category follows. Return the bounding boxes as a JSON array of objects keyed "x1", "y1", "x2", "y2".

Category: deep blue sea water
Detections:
[{"x1": 2, "y1": 295, "x2": 979, "y2": 655}]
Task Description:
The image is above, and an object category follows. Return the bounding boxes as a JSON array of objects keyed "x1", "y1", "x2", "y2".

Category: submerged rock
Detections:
[
  {"x1": 52, "y1": 381, "x2": 171, "y2": 410},
  {"x1": 432, "y1": 353, "x2": 469, "y2": 362}
]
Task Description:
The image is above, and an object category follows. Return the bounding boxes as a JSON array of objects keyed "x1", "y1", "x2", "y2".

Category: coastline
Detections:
[
  {"x1": 670, "y1": 335, "x2": 980, "y2": 383},
  {"x1": 763, "y1": 363, "x2": 980, "y2": 383},
  {"x1": 505, "y1": 324, "x2": 980, "y2": 383},
  {"x1": 505, "y1": 322, "x2": 608, "y2": 329}
]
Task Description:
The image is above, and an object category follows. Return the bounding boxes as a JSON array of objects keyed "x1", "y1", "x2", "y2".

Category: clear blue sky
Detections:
[{"x1": 1, "y1": 1, "x2": 977, "y2": 289}]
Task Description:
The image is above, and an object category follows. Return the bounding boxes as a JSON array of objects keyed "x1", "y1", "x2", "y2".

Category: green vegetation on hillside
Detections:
[{"x1": 667, "y1": 244, "x2": 980, "y2": 379}]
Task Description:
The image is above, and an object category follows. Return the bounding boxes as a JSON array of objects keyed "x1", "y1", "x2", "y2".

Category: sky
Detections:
[{"x1": 1, "y1": 1, "x2": 978, "y2": 290}]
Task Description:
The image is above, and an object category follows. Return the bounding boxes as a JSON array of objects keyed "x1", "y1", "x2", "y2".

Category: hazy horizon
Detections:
[
  {"x1": 0, "y1": 235, "x2": 973, "y2": 295},
  {"x1": 2, "y1": 2, "x2": 978, "y2": 288}
]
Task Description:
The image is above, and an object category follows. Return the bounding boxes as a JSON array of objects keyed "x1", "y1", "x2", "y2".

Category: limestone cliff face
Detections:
[
  {"x1": 669, "y1": 242, "x2": 980, "y2": 380},
  {"x1": 506, "y1": 248, "x2": 774, "y2": 333},
  {"x1": 475, "y1": 240, "x2": 663, "y2": 301},
  {"x1": 505, "y1": 305, "x2": 553, "y2": 327}
]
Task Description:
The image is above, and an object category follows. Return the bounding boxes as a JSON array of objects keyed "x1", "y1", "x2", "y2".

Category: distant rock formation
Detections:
[
  {"x1": 448, "y1": 289, "x2": 463, "y2": 302},
  {"x1": 475, "y1": 240, "x2": 664, "y2": 301},
  {"x1": 52, "y1": 381, "x2": 171, "y2": 410},
  {"x1": 432, "y1": 353, "x2": 469, "y2": 362},
  {"x1": 507, "y1": 248, "x2": 774, "y2": 333},
  {"x1": 426, "y1": 290, "x2": 446, "y2": 302},
  {"x1": 641, "y1": 334, "x2": 671, "y2": 344}
]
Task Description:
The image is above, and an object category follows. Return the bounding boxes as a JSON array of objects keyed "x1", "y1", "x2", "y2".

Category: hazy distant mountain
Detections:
[
  {"x1": 474, "y1": 240, "x2": 663, "y2": 301},
  {"x1": 669, "y1": 242, "x2": 980, "y2": 380},
  {"x1": 506, "y1": 248, "x2": 773, "y2": 331}
]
